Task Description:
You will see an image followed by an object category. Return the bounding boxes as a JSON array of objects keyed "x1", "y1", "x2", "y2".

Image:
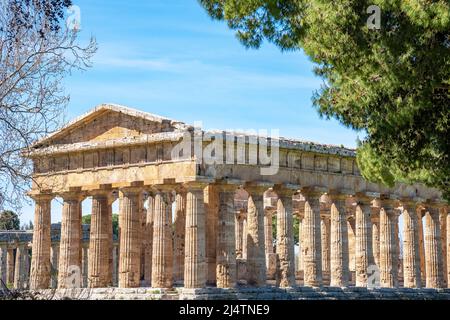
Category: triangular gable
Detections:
[{"x1": 32, "y1": 103, "x2": 188, "y2": 148}]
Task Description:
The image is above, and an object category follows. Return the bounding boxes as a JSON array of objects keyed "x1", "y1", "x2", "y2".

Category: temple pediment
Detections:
[{"x1": 32, "y1": 103, "x2": 189, "y2": 148}]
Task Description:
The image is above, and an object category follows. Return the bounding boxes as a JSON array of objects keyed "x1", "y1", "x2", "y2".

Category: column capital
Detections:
[
  {"x1": 216, "y1": 180, "x2": 241, "y2": 193},
  {"x1": 301, "y1": 186, "x2": 328, "y2": 198},
  {"x1": 274, "y1": 183, "x2": 300, "y2": 197},
  {"x1": 119, "y1": 186, "x2": 144, "y2": 196},
  {"x1": 28, "y1": 192, "x2": 54, "y2": 202},
  {"x1": 90, "y1": 189, "x2": 115, "y2": 205},
  {"x1": 183, "y1": 180, "x2": 211, "y2": 191},
  {"x1": 60, "y1": 193, "x2": 85, "y2": 202},
  {"x1": 244, "y1": 181, "x2": 273, "y2": 195}
]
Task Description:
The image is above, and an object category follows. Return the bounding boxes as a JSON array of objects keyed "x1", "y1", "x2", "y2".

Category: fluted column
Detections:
[
  {"x1": 184, "y1": 183, "x2": 207, "y2": 288},
  {"x1": 321, "y1": 217, "x2": 331, "y2": 274},
  {"x1": 424, "y1": 207, "x2": 444, "y2": 288},
  {"x1": 50, "y1": 243, "x2": 59, "y2": 288},
  {"x1": 13, "y1": 246, "x2": 21, "y2": 289},
  {"x1": 112, "y1": 244, "x2": 119, "y2": 286},
  {"x1": 242, "y1": 218, "x2": 248, "y2": 259},
  {"x1": 6, "y1": 247, "x2": 14, "y2": 286},
  {"x1": 245, "y1": 185, "x2": 268, "y2": 286},
  {"x1": 275, "y1": 188, "x2": 296, "y2": 288},
  {"x1": 0, "y1": 245, "x2": 7, "y2": 284},
  {"x1": 372, "y1": 220, "x2": 380, "y2": 268},
  {"x1": 119, "y1": 187, "x2": 142, "y2": 288},
  {"x1": 402, "y1": 203, "x2": 422, "y2": 288},
  {"x1": 302, "y1": 189, "x2": 323, "y2": 287},
  {"x1": 298, "y1": 216, "x2": 304, "y2": 271},
  {"x1": 58, "y1": 193, "x2": 83, "y2": 288},
  {"x1": 379, "y1": 202, "x2": 399, "y2": 288},
  {"x1": 347, "y1": 218, "x2": 356, "y2": 273},
  {"x1": 235, "y1": 212, "x2": 245, "y2": 259},
  {"x1": 143, "y1": 195, "x2": 154, "y2": 286},
  {"x1": 81, "y1": 245, "x2": 89, "y2": 287},
  {"x1": 151, "y1": 189, "x2": 173, "y2": 288},
  {"x1": 88, "y1": 191, "x2": 112, "y2": 288},
  {"x1": 216, "y1": 184, "x2": 237, "y2": 288},
  {"x1": 355, "y1": 201, "x2": 374, "y2": 287},
  {"x1": 417, "y1": 209, "x2": 426, "y2": 281},
  {"x1": 29, "y1": 194, "x2": 53, "y2": 290},
  {"x1": 173, "y1": 192, "x2": 186, "y2": 283},
  {"x1": 14, "y1": 244, "x2": 29, "y2": 289},
  {"x1": 330, "y1": 196, "x2": 349, "y2": 287},
  {"x1": 107, "y1": 200, "x2": 114, "y2": 286},
  {"x1": 264, "y1": 210, "x2": 274, "y2": 258},
  {"x1": 205, "y1": 185, "x2": 218, "y2": 285}
]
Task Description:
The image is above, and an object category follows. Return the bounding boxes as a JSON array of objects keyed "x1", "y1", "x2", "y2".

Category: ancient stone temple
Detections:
[
  {"x1": 0, "y1": 224, "x2": 118, "y2": 290},
  {"x1": 15, "y1": 103, "x2": 450, "y2": 299}
]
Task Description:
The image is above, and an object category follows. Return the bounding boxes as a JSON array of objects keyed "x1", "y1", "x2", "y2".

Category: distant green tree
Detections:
[
  {"x1": 82, "y1": 214, "x2": 119, "y2": 237},
  {"x1": 272, "y1": 213, "x2": 300, "y2": 247},
  {"x1": 199, "y1": 0, "x2": 450, "y2": 200},
  {"x1": 0, "y1": 210, "x2": 20, "y2": 230}
]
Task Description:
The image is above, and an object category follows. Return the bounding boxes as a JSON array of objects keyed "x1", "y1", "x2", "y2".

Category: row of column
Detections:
[
  {"x1": 28, "y1": 187, "x2": 450, "y2": 290},
  {"x1": 0, "y1": 244, "x2": 30, "y2": 289}
]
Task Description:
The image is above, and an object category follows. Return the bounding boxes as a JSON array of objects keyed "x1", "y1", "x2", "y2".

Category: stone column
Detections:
[
  {"x1": 245, "y1": 185, "x2": 268, "y2": 286},
  {"x1": 417, "y1": 209, "x2": 426, "y2": 282},
  {"x1": 355, "y1": 201, "x2": 374, "y2": 287},
  {"x1": 235, "y1": 212, "x2": 245, "y2": 259},
  {"x1": 58, "y1": 193, "x2": 83, "y2": 289},
  {"x1": 88, "y1": 191, "x2": 112, "y2": 288},
  {"x1": 119, "y1": 187, "x2": 142, "y2": 288},
  {"x1": 402, "y1": 203, "x2": 422, "y2": 288},
  {"x1": 298, "y1": 216, "x2": 304, "y2": 272},
  {"x1": 329, "y1": 196, "x2": 349, "y2": 287},
  {"x1": 0, "y1": 245, "x2": 7, "y2": 284},
  {"x1": 372, "y1": 221, "x2": 380, "y2": 268},
  {"x1": 184, "y1": 183, "x2": 207, "y2": 289},
  {"x1": 205, "y1": 185, "x2": 218, "y2": 285},
  {"x1": 379, "y1": 203, "x2": 399, "y2": 288},
  {"x1": 242, "y1": 218, "x2": 248, "y2": 259},
  {"x1": 173, "y1": 192, "x2": 186, "y2": 283},
  {"x1": 112, "y1": 244, "x2": 119, "y2": 286},
  {"x1": 424, "y1": 207, "x2": 444, "y2": 288},
  {"x1": 6, "y1": 247, "x2": 14, "y2": 286},
  {"x1": 14, "y1": 244, "x2": 27, "y2": 289},
  {"x1": 13, "y1": 246, "x2": 21, "y2": 289},
  {"x1": 302, "y1": 190, "x2": 323, "y2": 287},
  {"x1": 108, "y1": 201, "x2": 114, "y2": 286},
  {"x1": 81, "y1": 245, "x2": 89, "y2": 287},
  {"x1": 347, "y1": 219, "x2": 356, "y2": 273},
  {"x1": 275, "y1": 188, "x2": 296, "y2": 288},
  {"x1": 23, "y1": 247, "x2": 30, "y2": 289},
  {"x1": 216, "y1": 184, "x2": 238, "y2": 288},
  {"x1": 151, "y1": 189, "x2": 173, "y2": 288},
  {"x1": 50, "y1": 243, "x2": 59, "y2": 288},
  {"x1": 29, "y1": 194, "x2": 53, "y2": 290},
  {"x1": 143, "y1": 195, "x2": 154, "y2": 286},
  {"x1": 395, "y1": 220, "x2": 402, "y2": 278},
  {"x1": 321, "y1": 217, "x2": 331, "y2": 274},
  {"x1": 265, "y1": 210, "x2": 274, "y2": 258}
]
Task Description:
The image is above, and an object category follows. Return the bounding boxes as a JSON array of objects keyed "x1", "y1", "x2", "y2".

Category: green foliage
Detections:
[
  {"x1": 199, "y1": 0, "x2": 450, "y2": 200},
  {"x1": 0, "y1": 210, "x2": 20, "y2": 230},
  {"x1": 81, "y1": 214, "x2": 119, "y2": 237},
  {"x1": 272, "y1": 213, "x2": 300, "y2": 246}
]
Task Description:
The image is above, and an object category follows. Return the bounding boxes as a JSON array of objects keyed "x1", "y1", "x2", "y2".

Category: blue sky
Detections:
[{"x1": 18, "y1": 0, "x2": 363, "y2": 225}]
